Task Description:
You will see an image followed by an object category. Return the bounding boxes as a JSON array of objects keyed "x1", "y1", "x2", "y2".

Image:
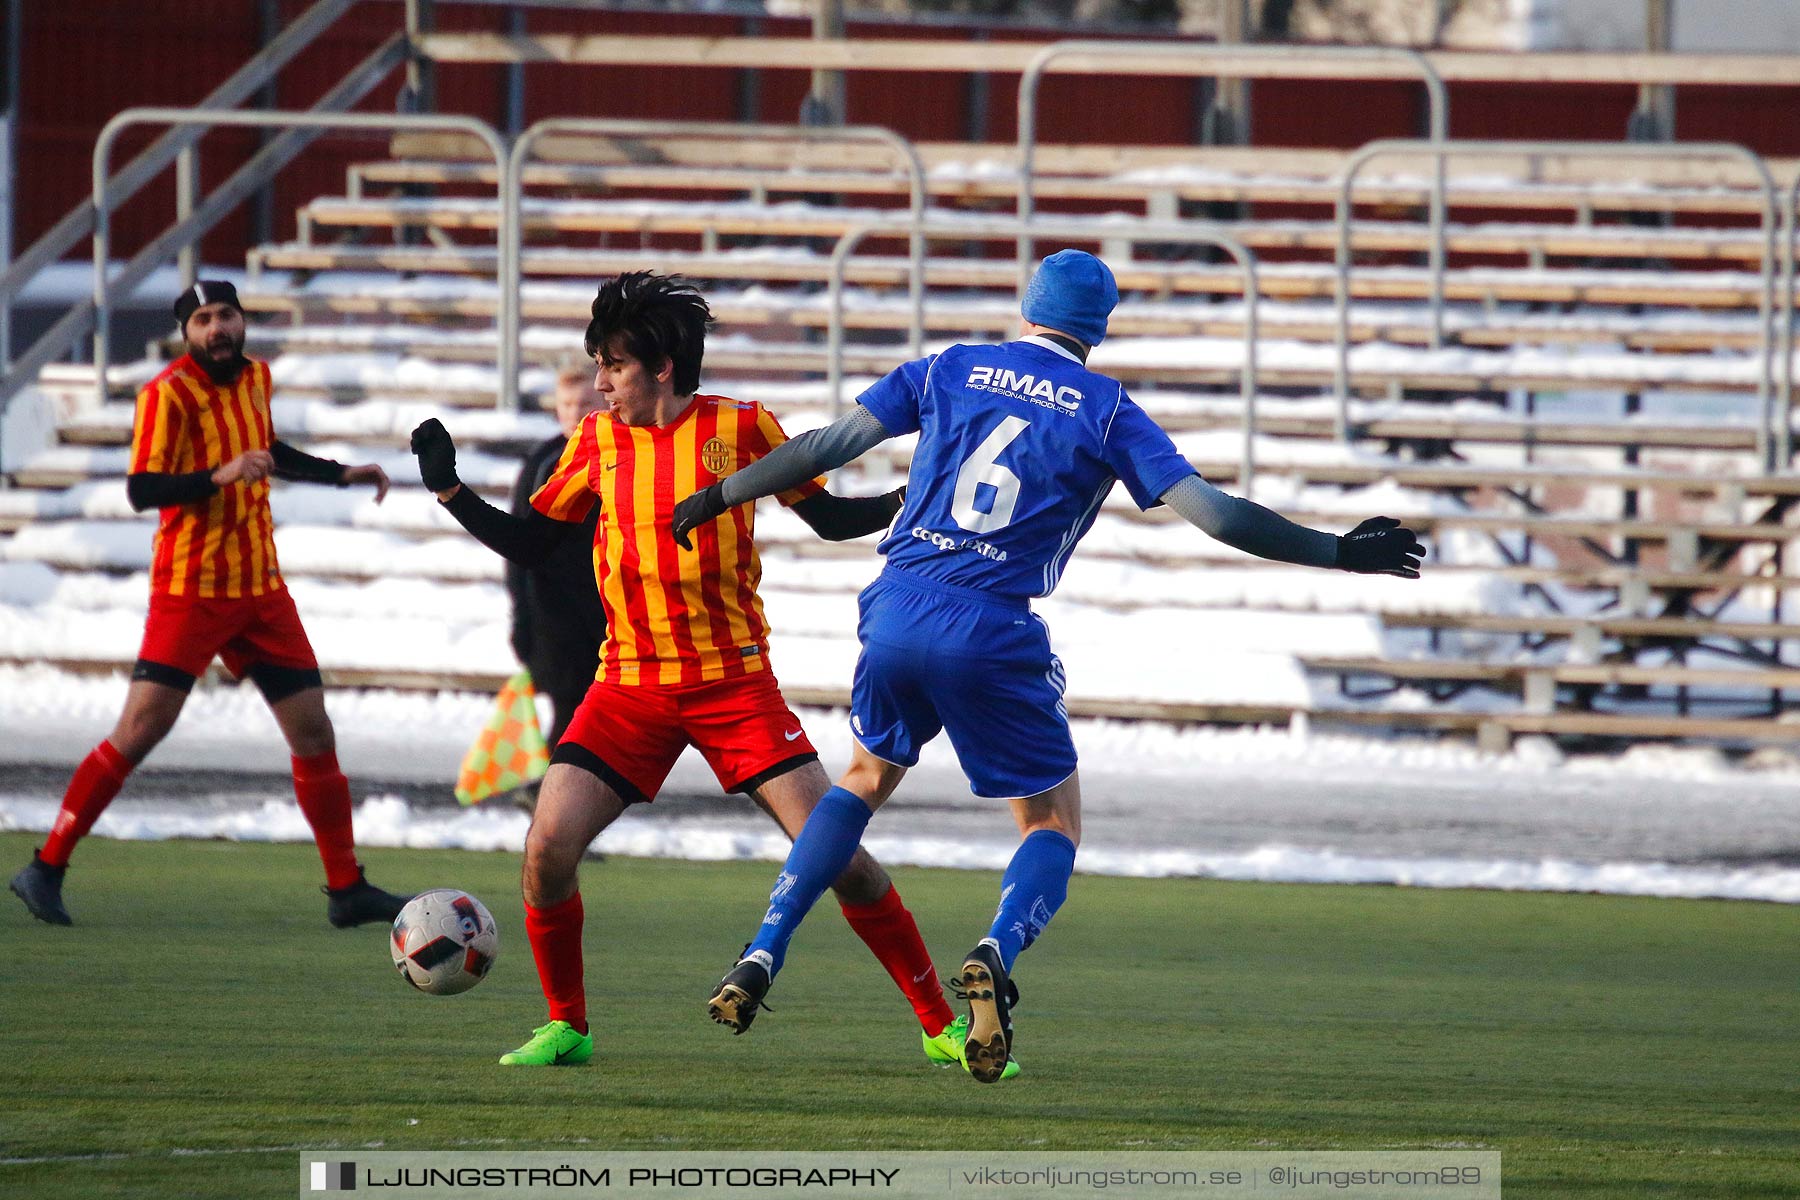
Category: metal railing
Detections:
[
  {"x1": 1781, "y1": 172, "x2": 1800, "y2": 468},
  {"x1": 1331, "y1": 138, "x2": 1782, "y2": 468},
  {"x1": 825, "y1": 218, "x2": 1264, "y2": 493},
  {"x1": 1016, "y1": 41, "x2": 1449, "y2": 344},
  {"x1": 0, "y1": 0, "x2": 367, "y2": 379},
  {"x1": 7, "y1": 12, "x2": 1793, "y2": 491},
  {"x1": 3, "y1": 41, "x2": 409, "y2": 456},
  {"x1": 92, "y1": 108, "x2": 511, "y2": 412},
  {"x1": 505, "y1": 118, "x2": 928, "y2": 372}
]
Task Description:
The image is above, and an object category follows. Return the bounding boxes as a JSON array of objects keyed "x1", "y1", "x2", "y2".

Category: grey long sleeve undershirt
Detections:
[
  {"x1": 1160, "y1": 474, "x2": 1340, "y2": 568},
  {"x1": 716, "y1": 405, "x2": 1338, "y2": 569},
  {"x1": 718, "y1": 406, "x2": 892, "y2": 506}
]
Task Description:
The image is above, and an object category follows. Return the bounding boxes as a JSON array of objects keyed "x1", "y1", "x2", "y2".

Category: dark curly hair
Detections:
[{"x1": 583, "y1": 271, "x2": 714, "y2": 396}]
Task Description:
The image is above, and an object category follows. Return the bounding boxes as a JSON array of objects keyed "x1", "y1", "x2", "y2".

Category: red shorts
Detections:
[
  {"x1": 136, "y1": 587, "x2": 320, "y2": 683},
  {"x1": 554, "y1": 669, "x2": 818, "y2": 803}
]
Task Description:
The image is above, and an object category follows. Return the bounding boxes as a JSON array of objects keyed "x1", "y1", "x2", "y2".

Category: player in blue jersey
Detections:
[{"x1": 670, "y1": 249, "x2": 1424, "y2": 1082}]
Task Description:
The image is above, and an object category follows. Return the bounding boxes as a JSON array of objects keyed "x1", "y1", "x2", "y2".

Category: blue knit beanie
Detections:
[{"x1": 1021, "y1": 249, "x2": 1118, "y2": 346}]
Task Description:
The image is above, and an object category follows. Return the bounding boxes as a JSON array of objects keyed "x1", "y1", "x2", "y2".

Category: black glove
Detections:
[
  {"x1": 1336, "y1": 516, "x2": 1424, "y2": 577},
  {"x1": 509, "y1": 617, "x2": 532, "y2": 664},
  {"x1": 671, "y1": 481, "x2": 729, "y2": 551},
  {"x1": 410, "y1": 418, "x2": 460, "y2": 493}
]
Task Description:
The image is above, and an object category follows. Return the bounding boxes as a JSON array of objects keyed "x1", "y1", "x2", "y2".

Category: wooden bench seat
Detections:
[
  {"x1": 1304, "y1": 654, "x2": 1800, "y2": 691},
  {"x1": 1382, "y1": 610, "x2": 1800, "y2": 643},
  {"x1": 248, "y1": 244, "x2": 1792, "y2": 311},
  {"x1": 10, "y1": 473, "x2": 1796, "y2": 575},
  {"x1": 1319, "y1": 707, "x2": 1800, "y2": 746},
  {"x1": 41, "y1": 398, "x2": 1789, "y2": 503},
  {"x1": 1191, "y1": 508, "x2": 1798, "y2": 546},
  {"x1": 33, "y1": 356, "x2": 1777, "y2": 463},
  {"x1": 34, "y1": 368, "x2": 1775, "y2": 453},
  {"x1": 1183, "y1": 459, "x2": 1799, "y2": 499},
  {"x1": 238, "y1": 285, "x2": 1772, "y2": 354},
  {"x1": 352, "y1": 156, "x2": 1788, "y2": 220},
  {"x1": 387, "y1": 132, "x2": 1800, "y2": 196},
  {"x1": 231, "y1": 321, "x2": 1770, "y2": 398},
  {"x1": 13, "y1": 650, "x2": 1795, "y2": 746},
  {"x1": 299, "y1": 196, "x2": 1788, "y2": 267},
  {"x1": 0, "y1": 652, "x2": 1301, "y2": 726}
]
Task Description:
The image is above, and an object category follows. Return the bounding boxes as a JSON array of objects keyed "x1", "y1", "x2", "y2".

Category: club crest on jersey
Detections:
[
  {"x1": 701, "y1": 437, "x2": 734, "y2": 475},
  {"x1": 965, "y1": 366, "x2": 1082, "y2": 413}
]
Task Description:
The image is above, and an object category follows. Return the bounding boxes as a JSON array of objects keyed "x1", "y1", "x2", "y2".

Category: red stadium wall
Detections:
[{"x1": 15, "y1": 2, "x2": 1800, "y2": 267}]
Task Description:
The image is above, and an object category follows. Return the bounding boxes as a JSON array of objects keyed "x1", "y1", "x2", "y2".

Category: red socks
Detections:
[
  {"x1": 291, "y1": 751, "x2": 361, "y2": 891},
  {"x1": 840, "y1": 884, "x2": 956, "y2": 1036},
  {"x1": 40, "y1": 740, "x2": 133, "y2": 868},
  {"x1": 47, "y1": 744, "x2": 363, "y2": 891},
  {"x1": 524, "y1": 892, "x2": 587, "y2": 1034}
]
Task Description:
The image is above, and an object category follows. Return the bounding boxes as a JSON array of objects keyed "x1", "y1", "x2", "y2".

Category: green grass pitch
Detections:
[{"x1": 2, "y1": 831, "x2": 1796, "y2": 1198}]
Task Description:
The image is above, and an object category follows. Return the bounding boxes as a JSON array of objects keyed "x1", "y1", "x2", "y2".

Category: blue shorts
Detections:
[{"x1": 850, "y1": 569, "x2": 1076, "y2": 800}]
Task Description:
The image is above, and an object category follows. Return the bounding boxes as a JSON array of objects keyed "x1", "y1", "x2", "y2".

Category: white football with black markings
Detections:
[{"x1": 390, "y1": 889, "x2": 499, "y2": 995}]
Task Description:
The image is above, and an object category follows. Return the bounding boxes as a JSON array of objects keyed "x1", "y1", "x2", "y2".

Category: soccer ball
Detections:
[{"x1": 390, "y1": 889, "x2": 499, "y2": 995}]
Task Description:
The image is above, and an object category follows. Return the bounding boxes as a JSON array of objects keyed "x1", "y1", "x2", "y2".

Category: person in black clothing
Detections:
[{"x1": 509, "y1": 357, "x2": 608, "y2": 747}]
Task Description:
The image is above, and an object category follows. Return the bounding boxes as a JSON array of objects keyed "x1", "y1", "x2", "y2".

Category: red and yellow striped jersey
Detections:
[
  {"x1": 129, "y1": 354, "x2": 282, "y2": 599},
  {"x1": 530, "y1": 395, "x2": 824, "y2": 686}
]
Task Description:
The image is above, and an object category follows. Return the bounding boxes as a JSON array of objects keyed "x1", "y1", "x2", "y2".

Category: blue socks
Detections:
[
  {"x1": 746, "y1": 786, "x2": 873, "y2": 978},
  {"x1": 986, "y1": 829, "x2": 1077, "y2": 971},
  {"x1": 745, "y1": 797, "x2": 1074, "y2": 980}
]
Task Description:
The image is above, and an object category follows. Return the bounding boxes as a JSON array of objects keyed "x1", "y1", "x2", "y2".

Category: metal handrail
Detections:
[
  {"x1": 825, "y1": 218, "x2": 1263, "y2": 494},
  {"x1": 1781, "y1": 173, "x2": 1800, "y2": 469},
  {"x1": 1016, "y1": 41, "x2": 1449, "y2": 345},
  {"x1": 92, "y1": 108, "x2": 512, "y2": 412},
  {"x1": 0, "y1": 0, "x2": 367, "y2": 375},
  {"x1": 0, "y1": 31, "x2": 406, "y2": 474},
  {"x1": 505, "y1": 118, "x2": 929, "y2": 373},
  {"x1": 1332, "y1": 138, "x2": 1781, "y2": 470}
]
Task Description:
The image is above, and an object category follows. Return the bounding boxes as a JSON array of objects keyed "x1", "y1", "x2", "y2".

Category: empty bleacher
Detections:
[{"x1": 8, "y1": 78, "x2": 1800, "y2": 750}]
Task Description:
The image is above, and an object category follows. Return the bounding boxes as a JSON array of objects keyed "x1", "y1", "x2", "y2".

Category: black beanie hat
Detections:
[{"x1": 173, "y1": 280, "x2": 243, "y2": 330}]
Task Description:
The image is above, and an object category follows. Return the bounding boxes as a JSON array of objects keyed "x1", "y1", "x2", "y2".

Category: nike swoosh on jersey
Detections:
[{"x1": 783, "y1": 729, "x2": 803, "y2": 741}]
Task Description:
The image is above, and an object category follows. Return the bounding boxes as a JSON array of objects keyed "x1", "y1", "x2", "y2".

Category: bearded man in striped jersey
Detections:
[
  {"x1": 9, "y1": 281, "x2": 408, "y2": 929},
  {"x1": 410, "y1": 271, "x2": 988, "y2": 1072}
]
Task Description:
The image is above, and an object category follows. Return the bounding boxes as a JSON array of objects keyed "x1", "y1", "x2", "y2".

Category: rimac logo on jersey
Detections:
[{"x1": 966, "y1": 366, "x2": 1082, "y2": 413}]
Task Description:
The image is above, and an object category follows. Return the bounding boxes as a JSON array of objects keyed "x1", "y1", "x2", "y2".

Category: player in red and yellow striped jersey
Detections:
[
  {"x1": 413, "y1": 272, "x2": 959, "y2": 1069},
  {"x1": 8, "y1": 282, "x2": 410, "y2": 931},
  {"x1": 527, "y1": 388, "x2": 823, "y2": 688},
  {"x1": 129, "y1": 335, "x2": 284, "y2": 600}
]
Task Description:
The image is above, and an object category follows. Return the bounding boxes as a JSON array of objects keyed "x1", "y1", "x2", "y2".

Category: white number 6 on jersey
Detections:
[{"x1": 951, "y1": 416, "x2": 1030, "y2": 534}]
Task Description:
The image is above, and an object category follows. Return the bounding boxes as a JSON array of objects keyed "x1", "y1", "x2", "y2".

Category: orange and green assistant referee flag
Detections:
[{"x1": 456, "y1": 671, "x2": 550, "y2": 805}]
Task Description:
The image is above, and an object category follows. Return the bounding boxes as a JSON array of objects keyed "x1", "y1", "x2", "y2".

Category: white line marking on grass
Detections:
[
  {"x1": 0, "y1": 1134, "x2": 608, "y2": 1166},
  {"x1": 1, "y1": 1142, "x2": 366, "y2": 1167}
]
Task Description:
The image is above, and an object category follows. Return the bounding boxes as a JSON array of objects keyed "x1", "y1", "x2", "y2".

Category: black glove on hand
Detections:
[
  {"x1": 1336, "y1": 516, "x2": 1425, "y2": 577},
  {"x1": 410, "y1": 418, "x2": 460, "y2": 493},
  {"x1": 671, "y1": 481, "x2": 729, "y2": 551}
]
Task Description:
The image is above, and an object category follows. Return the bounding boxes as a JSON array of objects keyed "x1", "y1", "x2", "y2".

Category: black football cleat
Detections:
[
  {"x1": 10, "y1": 852, "x2": 72, "y2": 926},
  {"x1": 324, "y1": 868, "x2": 410, "y2": 929},
  {"x1": 955, "y1": 942, "x2": 1019, "y2": 1084},
  {"x1": 706, "y1": 949, "x2": 773, "y2": 1035}
]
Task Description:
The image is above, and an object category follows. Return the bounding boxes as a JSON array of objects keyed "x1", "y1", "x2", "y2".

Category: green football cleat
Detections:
[
  {"x1": 923, "y1": 1014, "x2": 1021, "y2": 1080},
  {"x1": 498, "y1": 1020, "x2": 593, "y2": 1066}
]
